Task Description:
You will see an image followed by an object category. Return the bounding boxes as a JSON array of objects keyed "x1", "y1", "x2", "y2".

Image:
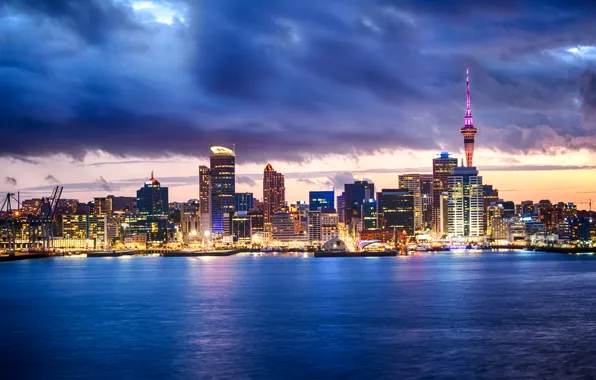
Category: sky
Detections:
[{"x1": 1, "y1": 0, "x2": 596, "y2": 207}]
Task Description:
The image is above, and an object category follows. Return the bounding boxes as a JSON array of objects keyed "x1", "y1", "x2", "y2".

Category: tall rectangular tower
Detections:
[
  {"x1": 209, "y1": 146, "x2": 235, "y2": 237},
  {"x1": 199, "y1": 165, "x2": 211, "y2": 234},
  {"x1": 398, "y1": 174, "x2": 423, "y2": 231},
  {"x1": 263, "y1": 164, "x2": 285, "y2": 231},
  {"x1": 447, "y1": 166, "x2": 484, "y2": 238},
  {"x1": 432, "y1": 151, "x2": 458, "y2": 233}
]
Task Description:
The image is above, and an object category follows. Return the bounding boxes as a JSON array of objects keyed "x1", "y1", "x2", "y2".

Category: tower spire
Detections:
[
  {"x1": 460, "y1": 64, "x2": 478, "y2": 167},
  {"x1": 151, "y1": 170, "x2": 154, "y2": 179}
]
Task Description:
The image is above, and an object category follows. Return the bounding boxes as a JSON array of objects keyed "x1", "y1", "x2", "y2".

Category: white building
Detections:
[
  {"x1": 321, "y1": 213, "x2": 339, "y2": 242},
  {"x1": 447, "y1": 166, "x2": 484, "y2": 238}
]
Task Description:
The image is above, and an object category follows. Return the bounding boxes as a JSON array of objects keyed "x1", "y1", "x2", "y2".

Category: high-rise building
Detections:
[
  {"x1": 210, "y1": 146, "x2": 235, "y2": 237},
  {"x1": 93, "y1": 197, "x2": 113, "y2": 216},
  {"x1": 263, "y1": 164, "x2": 285, "y2": 231},
  {"x1": 461, "y1": 64, "x2": 478, "y2": 167},
  {"x1": 447, "y1": 166, "x2": 484, "y2": 238},
  {"x1": 199, "y1": 165, "x2": 211, "y2": 234},
  {"x1": 337, "y1": 195, "x2": 346, "y2": 223},
  {"x1": 321, "y1": 213, "x2": 339, "y2": 242},
  {"x1": 307, "y1": 210, "x2": 322, "y2": 244},
  {"x1": 486, "y1": 204, "x2": 504, "y2": 237},
  {"x1": 231, "y1": 212, "x2": 252, "y2": 244},
  {"x1": 235, "y1": 192, "x2": 254, "y2": 212},
  {"x1": 377, "y1": 189, "x2": 415, "y2": 235},
  {"x1": 344, "y1": 181, "x2": 375, "y2": 226},
  {"x1": 398, "y1": 174, "x2": 423, "y2": 231},
  {"x1": 271, "y1": 212, "x2": 295, "y2": 242},
  {"x1": 309, "y1": 191, "x2": 335, "y2": 211},
  {"x1": 361, "y1": 199, "x2": 378, "y2": 230},
  {"x1": 136, "y1": 172, "x2": 168, "y2": 216},
  {"x1": 420, "y1": 174, "x2": 433, "y2": 229},
  {"x1": 432, "y1": 151, "x2": 457, "y2": 232}
]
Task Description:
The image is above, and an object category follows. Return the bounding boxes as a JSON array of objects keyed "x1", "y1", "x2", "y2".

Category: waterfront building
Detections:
[
  {"x1": 569, "y1": 217, "x2": 591, "y2": 242},
  {"x1": 321, "y1": 213, "x2": 340, "y2": 243},
  {"x1": 486, "y1": 204, "x2": 504, "y2": 237},
  {"x1": 398, "y1": 174, "x2": 423, "y2": 231},
  {"x1": 344, "y1": 181, "x2": 375, "y2": 227},
  {"x1": 61, "y1": 214, "x2": 118, "y2": 248},
  {"x1": 432, "y1": 151, "x2": 458, "y2": 232},
  {"x1": 447, "y1": 165, "x2": 484, "y2": 238},
  {"x1": 377, "y1": 188, "x2": 415, "y2": 235},
  {"x1": 438, "y1": 191, "x2": 450, "y2": 236},
  {"x1": 271, "y1": 212, "x2": 295, "y2": 242},
  {"x1": 307, "y1": 210, "x2": 322, "y2": 244},
  {"x1": 508, "y1": 218, "x2": 526, "y2": 242},
  {"x1": 199, "y1": 165, "x2": 211, "y2": 234},
  {"x1": 231, "y1": 212, "x2": 252, "y2": 244},
  {"x1": 248, "y1": 209, "x2": 264, "y2": 235},
  {"x1": 461, "y1": 64, "x2": 478, "y2": 167},
  {"x1": 309, "y1": 191, "x2": 335, "y2": 212},
  {"x1": 235, "y1": 192, "x2": 254, "y2": 212},
  {"x1": 263, "y1": 164, "x2": 285, "y2": 231},
  {"x1": 491, "y1": 217, "x2": 509, "y2": 241},
  {"x1": 136, "y1": 172, "x2": 168, "y2": 216},
  {"x1": 210, "y1": 146, "x2": 235, "y2": 237}
]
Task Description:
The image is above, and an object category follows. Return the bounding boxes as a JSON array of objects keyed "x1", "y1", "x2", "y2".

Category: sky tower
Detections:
[{"x1": 461, "y1": 64, "x2": 478, "y2": 167}]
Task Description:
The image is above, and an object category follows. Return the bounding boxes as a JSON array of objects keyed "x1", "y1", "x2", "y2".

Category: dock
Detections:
[{"x1": 314, "y1": 251, "x2": 398, "y2": 258}]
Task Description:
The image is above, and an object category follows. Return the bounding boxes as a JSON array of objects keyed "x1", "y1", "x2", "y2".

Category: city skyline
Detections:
[{"x1": 2, "y1": 1, "x2": 596, "y2": 205}]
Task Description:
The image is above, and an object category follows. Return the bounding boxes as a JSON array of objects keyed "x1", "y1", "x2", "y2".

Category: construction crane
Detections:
[
  {"x1": 0, "y1": 192, "x2": 22, "y2": 255},
  {"x1": 28, "y1": 186, "x2": 63, "y2": 251},
  {"x1": 576, "y1": 199, "x2": 594, "y2": 212}
]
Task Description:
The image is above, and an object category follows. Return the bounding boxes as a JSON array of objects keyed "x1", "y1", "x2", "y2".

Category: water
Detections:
[{"x1": 1, "y1": 252, "x2": 596, "y2": 379}]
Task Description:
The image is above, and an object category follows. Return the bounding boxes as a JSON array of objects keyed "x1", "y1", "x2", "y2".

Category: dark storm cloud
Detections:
[
  {"x1": 44, "y1": 175, "x2": 60, "y2": 184},
  {"x1": 96, "y1": 176, "x2": 118, "y2": 192},
  {"x1": 1, "y1": 0, "x2": 596, "y2": 163}
]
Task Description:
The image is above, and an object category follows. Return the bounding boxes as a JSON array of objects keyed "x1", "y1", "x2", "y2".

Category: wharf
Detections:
[
  {"x1": 0, "y1": 252, "x2": 53, "y2": 262},
  {"x1": 314, "y1": 250, "x2": 398, "y2": 258},
  {"x1": 162, "y1": 249, "x2": 245, "y2": 257}
]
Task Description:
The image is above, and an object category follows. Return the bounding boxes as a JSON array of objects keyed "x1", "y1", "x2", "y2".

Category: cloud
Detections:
[
  {"x1": 1, "y1": 0, "x2": 596, "y2": 164},
  {"x1": 4, "y1": 176, "x2": 17, "y2": 186},
  {"x1": 95, "y1": 176, "x2": 118, "y2": 192},
  {"x1": 297, "y1": 178, "x2": 317, "y2": 185},
  {"x1": 44, "y1": 174, "x2": 60, "y2": 184},
  {"x1": 237, "y1": 176, "x2": 257, "y2": 187}
]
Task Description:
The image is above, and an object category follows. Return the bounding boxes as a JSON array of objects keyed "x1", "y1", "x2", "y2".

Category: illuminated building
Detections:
[
  {"x1": 460, "y1": 64, "x2": 478, "y2": 167},
  {"x1": 521, "y1": 200, "x2": 534, "y2": 215},
  {"x1": 483, "y1": 185, "x2": 500, "y2": 233},
  {"x1": 309, "y1": 191, "x2": 335, "y2": 211},
  {"x1": 361, "y1": 199, "x2": 378, "y2": 230},
  {"x1": 344, "y1": 181, "x2": 374, "y2": 227},
  {"x1": 321, "y1": 213, "x2": 339, "y2": 242},
  {"x1": 263, "y1": 163, "x2": 285, "y2": 231},
  {"x1": 337, "y1": 195, "x2": 346, "y2": 223},
  {"x1": 447, "y1": 165, "x2": 484, "y2": 238},
  {"x1": 199, "y1": 165, "x2": 211, "y2": 234},
  {"x1": 93, "y1": 197, "x2": 113, "y2": 216},
  {"x1": 235, "y1": 192, "x2": 254, "y2": 212},
  {"x1": 569, "y1": 217, "x2": 591, "y2": 242},
  {"x1": 210, "y1": 146, "x2": 235, "y2": 236},
  {"x1": 438, "y1": 191, "x2": 449, "y2": 236},
  {"x1": 231, "y1": 212, "x2": 252, "y2": 244},
  {"x1": 420, "y1": 174, "x2": 433, "y2": 228},
  {"x1": 271, "y1": 212, "x2": 295, "y2": 242},
  {"x1": 61, "y1": 214, "x2": 118, "y2": 248},
  {"x1": 136, "y1": 172, "x2": 168, "y2": 216},
  {"x1": 508, "y1": 219, "x2": 526, "y2": 242},
  {"x1": 248, "y1": 209, "x2": 264, "y2": 234},
  {"x1": 21, "y1": 199, "x2": 42, "y2": 215},
  {"x1": 398, "y1": 174, "x2": 423, "y2": 230},
  {"x1": 432, "y1": 151, "x2": 457, "y2": 231},
  {"x1": 377, "y1": 189, "x2": 415, "y2": 235},
  {"x1": 486, "y1": 204, "x2": 504, "y2": 236},
  {"x1": 490, "y1": 217, "x2": 509, "y2": 240},
  {"x1": 181, "y1": 214, "x2": 200, "y2": 243},
  {"x1": 307, "y1": 210, "x2": 322, "y2": 244},
  {"x1": 57, "y1": 199, "x2": 79, "y2": 215}
]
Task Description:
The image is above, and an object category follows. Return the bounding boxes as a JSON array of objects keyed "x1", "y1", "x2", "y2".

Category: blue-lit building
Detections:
[
  {"x1": 136, "y1": 172, "x2": 168, "y2": 216},
  {"x1": 309, "y1": 191, "x2": 335, "y2": 211},
  {"x1": 361, "y1": 198, "x2": 378, "y2": 230},
  {"x1": 235, "y1": 192, "x2": 254, "y2": 212},
  {"x1": 210, "y1": 146, "x2": 235, "y2": 236},
  {"x1": 344, "y1": 181, "x2": 375, "y2": 225}
]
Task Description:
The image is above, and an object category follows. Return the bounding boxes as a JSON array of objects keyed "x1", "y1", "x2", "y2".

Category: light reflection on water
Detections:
[{"x1": 1, "y1": 251, "x2": 596, "y2": 379}]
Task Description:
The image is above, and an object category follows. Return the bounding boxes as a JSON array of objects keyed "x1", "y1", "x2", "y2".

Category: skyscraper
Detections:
[
  {"x1": 337, "y1": 195, "x2": 346, "y2": 224},
  {"x1": 420, "y1": 174, "x2": 433, "y2": 228},
  {"x1": 447, "y1": 165, "x2": 484, "y2": 237},
  {"x1": 398, "y1": 174, "x2": 423, "y2": 231},
  {"x1": 263, "y1": 163, "x2": 285, "y2": 231},
  {"x1": 199, "y1": 165, "x2": 211, "y2": 234},
  {"x1": 210, "y1": 146, "x2": 235, "y2": 236},
  {"x1": 235, "y1": 192, "x2": 254, "y2": 212},
  {"x1": 343, "y1": 181, "x2": 375, "y2": 226},
  {"x1": 432, "y1": 151, "x2": 457, "y2": 232},
  {"x1": 377, "y1": 189, "x2": 415, "y2": 235},
  {"x1": 136, "y1": 172, "x2": 168, "y2": 216},
  {"x1": 461, "y1": 64, "x2": 478, "y2": 167},
  {"x1": 309, "y1": 190, "x2": 335, "y2": 211}
]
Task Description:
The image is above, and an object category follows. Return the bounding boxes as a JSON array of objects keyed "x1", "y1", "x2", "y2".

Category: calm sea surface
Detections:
[{"x1": 1, "y1": 251, "x2": 596, "y2": 379}]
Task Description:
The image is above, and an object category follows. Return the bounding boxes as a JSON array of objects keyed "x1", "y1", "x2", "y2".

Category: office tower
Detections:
[
  {"x1": 432, "y1": 151, "x2": 458, "y2": 232},
  {"x1": 210, "y1": 146, "x2": 235, "y2": 236},
  {"x1": 486, "y1": 204, "x2": 504, "y2": 236},
  {"x1": 309, "y1": 191, "x2": 335, "y2": 211},
  {"x1": 447, "y1": 165, "x2": 484, "y2": 237},
  {"x1": 231, "y1": 212, "x2": 252, "y2": 244},
  {"x1": 307, "y1": 210, "x2": 322, "y2": 244},
  {"x1": 361, "y1": 199, "x2": 378, "y2": 230},
  {"x1": 271, "y1": 211, "x2": 294, "y2": 242},
  {"x1": 461, "y1": 64, "x2": 478, "y2": 167},
  {"x1": 521, "y1": 200, "x2": 534, "y2": 216},
  {"x1": 398, "y1": 174, "x2": 423, "y2": 231},
  {"x1": 343, "y1": 181, "x2": 375, "y2": 226},
  {"x1": 235, "y1": 192, "x2": 254, "y2": 212},
  {"x1": 199, "y1": 165, "x2": 211, "y2": 234},
  {"x1": 337, "y1": 195, "x2": 346, "y2": 223},
  {"x1": 420, "y1": 174, "x2": 433, "y2": 228},
  {"x1": 377, "y1": 189, "x2": 415, "y2": 235},
  {"x1": 482, "y1": 185, "x2": 499, "y2": 233},
  {"x1": 438, "y1": 191, "x2": 450, "y2": 236},
  {"x1": 136, "y1": 172, "x2": 168, "y2": 216},
  {"x1": 491, "y1": 217, "x2": 509, "y2": 240},
  {"x1": 263, "y1": 163, "x2": 285, "y2": 230},
  {"x1": 93, "y1": 197, "x2": 113, "y2": 216}
]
